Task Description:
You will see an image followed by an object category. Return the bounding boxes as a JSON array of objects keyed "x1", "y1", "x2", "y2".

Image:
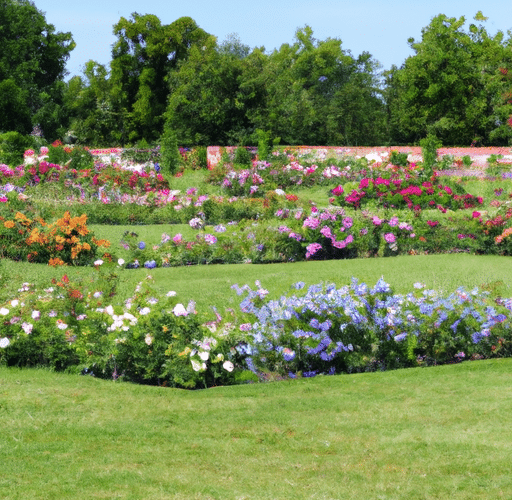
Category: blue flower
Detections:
[
  {"x1": 144, "y1": 260, "x2": 157, "y2": 269},
  {"x1": 138, "y1": 241, "x2": 146, "y2": 250}
]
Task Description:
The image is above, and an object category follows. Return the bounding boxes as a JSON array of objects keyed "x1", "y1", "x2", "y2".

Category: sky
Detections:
[{"x1": 32, "y1": 0, "x2": 512, "y2": 80}]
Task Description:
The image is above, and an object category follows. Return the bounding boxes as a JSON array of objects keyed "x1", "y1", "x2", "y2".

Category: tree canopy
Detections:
[
  {"x1": 1, "y1": 8, "x2": 511, "y2": 147},
  {"x1": 385, "y1": 13, "x2": 512, "y2": 146},
  {"x1": 0, "y1": 0, "x2": 75, "y2": 137}
]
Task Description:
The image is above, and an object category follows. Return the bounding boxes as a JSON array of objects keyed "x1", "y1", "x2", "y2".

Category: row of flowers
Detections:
[
  {"x1": 1, "y1": 266, "x2": 511, "y2": 387},
  {"x1": 115, "y1": 204, "x2": 512, "y2": 269},
  {"x1": 332, "y1": 176, "x2": 483, "y2": 211}
]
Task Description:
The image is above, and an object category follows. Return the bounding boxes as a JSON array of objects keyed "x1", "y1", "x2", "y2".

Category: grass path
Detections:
[{"x1": 3, "y1": 253, "x2": 511, "y2": 314}]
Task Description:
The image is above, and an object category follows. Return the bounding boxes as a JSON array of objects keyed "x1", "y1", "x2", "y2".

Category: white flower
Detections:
[
  {"x1": 22, "y1": 322, "x2": 33, "y2": 334},
  {"x1": 93, "y1": 291, "x2": 102, "y2": 298},
  {"x1": 56, "y1": 321, "x2": 68, "y2": 330},
  {"x1": 118, "y1": 258, "x2": 125, "y2": 266},
  {"x1": 10, "y1": 300, "x2": 19, "y2": 307},
  {"x1": 0, "y1": 337, "x2": 10, "y2": 348},
  {"x1": 31, "y1": 310, "x2": 40, "y2": 320},
  {"x1": 173, "y1": 304, "x2": 188, "y2": 317},
  {"x1": 191, "y1": 359, "x2": 206, "y2": 372},
  {"x1": 166, "y1": 291, "x2": 177, "y2": 297},
  {"x1": 0, "y1": 307, "x2": 9, "y2": 316},
  {"x1": 215, "y1": 353, "x2": 224, "y2": 362},
  {"x1": 139, "y1": 307, "x2": 151, "y2": 316},
  {"x1": 365, "y1": 153, "x2": 382, "y2": 163},
  {"x1": 94, "y1": 259, "x2": 104, "y2": 266},
  {"x1": 123, "y1": 313, "x2": 137, "y2": 325},
  {"x1": 199, "y1": 351, "x2": 209, "y2": 361},
  {"x1": 223, "y1": 361, "x2": 234, "y2": 372},
  {"x1": 105, "y1": 305, "x2": 114, "y2": 316},
  {"x1": 274, "y1": 189, "x2": 285, "y2": 196},
  {"x1": 145, "y1": 334, "x2": 153, "y2": 346}
]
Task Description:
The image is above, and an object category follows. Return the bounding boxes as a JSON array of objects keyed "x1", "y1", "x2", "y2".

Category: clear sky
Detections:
[{"x1": 33, "y1": 0, "x2": 512, "y2": 79}]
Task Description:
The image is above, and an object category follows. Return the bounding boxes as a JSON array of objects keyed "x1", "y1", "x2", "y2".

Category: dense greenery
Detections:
[
  {"x1": 1, "y1": 3, "x2": 511, "y2": 148},
  {"x1": 0, "y1": 0, "x2": 75, "y2": 139}
]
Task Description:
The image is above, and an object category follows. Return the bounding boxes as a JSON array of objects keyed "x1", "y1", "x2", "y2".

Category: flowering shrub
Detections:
[
  {"x1": 2, "y1": 270, "x2": 512, "y2": 387},
  {"x1": 0, "y1": 269, "x2": 243, "y2": 388},
  {"x1": 333, "y1": 175, "x2": 483, "y2": 212},
  {"x1": 231, "y1": 279, "x2": 512, "y2": 378},
  {"x1": 0, "y1": 210, "x2": 110, "y2": 265}
]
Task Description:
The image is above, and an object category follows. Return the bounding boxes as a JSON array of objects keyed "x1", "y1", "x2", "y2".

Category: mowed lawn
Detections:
[{"x1": 1, "y1": 359, "x2": 511, "y2": 499}]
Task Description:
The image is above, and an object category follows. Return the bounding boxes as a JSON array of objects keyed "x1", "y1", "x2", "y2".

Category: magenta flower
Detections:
[
  {"x1": 306, "y1": 243, "x2": 323, "y2": 259},
  {"x1": 331, "y1": 185, "x2": 344, "y2": 196},
  {"x1": 384, "y1": 233, "x2": 396, "y2": 243}
]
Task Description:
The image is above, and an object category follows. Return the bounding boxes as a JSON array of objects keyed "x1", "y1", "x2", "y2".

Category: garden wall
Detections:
[{"x1": 206, "y1": 146, "x2": 512, "y2": 170}]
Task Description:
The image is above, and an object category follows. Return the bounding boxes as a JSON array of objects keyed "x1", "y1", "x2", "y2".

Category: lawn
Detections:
[{"x1": 1, "y1": 359, "x2": 511, "y2": 499}]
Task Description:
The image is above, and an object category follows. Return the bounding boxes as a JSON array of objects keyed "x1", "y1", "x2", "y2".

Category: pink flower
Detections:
[
  {"x1": 331, "y1": 185, "x2": 344, "y2": 196},
  {"x1": 173, "y1": 233, "x2": 183, "y2": 244},
  {"x1": 472, "y1": 211, "x2": 481, "y2": 218},
  {"x1": 320, "y1": 226, "x2": 333, "y2": 238},
  {"x1": 384, "y1": 233, "x2": 396, "y2": 243},
  {"x1": 306, "y1": 243, "x2": 323, "y2": 259}
]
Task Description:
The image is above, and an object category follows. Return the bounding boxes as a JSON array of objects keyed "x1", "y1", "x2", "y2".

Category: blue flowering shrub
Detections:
[{"x1": 230, "y1": 279, "x2": 512, "y2": 379}]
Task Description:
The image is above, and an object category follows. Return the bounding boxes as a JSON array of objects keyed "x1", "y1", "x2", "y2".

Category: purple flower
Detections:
[
  {"x1": 144, "y1": 260, "x2": 157, "y2": 269},
  {"x1": 138, "y1": 241, "x2": 146, "y2": 250}
]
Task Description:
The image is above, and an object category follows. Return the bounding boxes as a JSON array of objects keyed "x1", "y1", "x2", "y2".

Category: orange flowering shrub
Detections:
[{"x1": 0, "y1": 210, "x2": 111, "y2": 265}]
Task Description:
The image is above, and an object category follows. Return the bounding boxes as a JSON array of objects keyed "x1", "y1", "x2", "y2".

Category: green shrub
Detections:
[{"x1": 0, "y1": 132, "x2": 36, "y2": 166}]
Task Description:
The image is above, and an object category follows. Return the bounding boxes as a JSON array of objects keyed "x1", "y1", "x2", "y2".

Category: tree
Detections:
[
  {"x1": 0, "y1": 0, "x2": 75, "y2": 137},
  {"x1": 109, "y1": 14, "x2": 210, "y2": 143},
  {"x1": 63, "y1": 61, "x2": 124, "y2": 145},
  {"x1": 385, "y1": 13, "x2": 512, "y2": 146},
  {"x1": 165, "y1": 36, "x2": 251, "y2": 145},
  {"x1": 243, "y1": 27, "x2": 386, "y2": 145}
]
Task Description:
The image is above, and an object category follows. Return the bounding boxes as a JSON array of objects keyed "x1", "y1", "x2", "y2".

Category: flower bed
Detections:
[{"x1": 1, "y1": 270, "x2": 511, "y2": 387}]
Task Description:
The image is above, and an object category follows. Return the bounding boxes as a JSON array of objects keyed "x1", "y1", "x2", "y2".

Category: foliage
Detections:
[
  {"x1": 0, "y1": 132, "x2": 36, "y2": 166},
  {"x1": 385, "y1": 12, "x2": 512, "y2": 146},
  {"x1": 159, "y1": 125, "x2": 182, "y2": 175},
  {"x1": 110, "y1": 14, "x2": 210, "y2": 143},
  {"x1": 0, "y1": 0, "x2": 75, "y2": 137}
]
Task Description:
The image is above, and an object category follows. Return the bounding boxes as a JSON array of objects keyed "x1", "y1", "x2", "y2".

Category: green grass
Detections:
[
  {"x1": 1, "y1": 359, "x2": 512, "y2": 499},
  {"x1": 2, "y1": 253, "x2": 511, "y2": 314}
]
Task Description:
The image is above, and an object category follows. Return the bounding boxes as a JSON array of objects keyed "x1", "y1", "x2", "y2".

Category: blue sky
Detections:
[{"x1": 33, "y1": 0, "x2": 511, "y2": 79}]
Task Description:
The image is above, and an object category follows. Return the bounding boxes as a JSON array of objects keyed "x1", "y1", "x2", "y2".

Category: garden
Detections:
[
  {"x1": 2, "y1": 139, "x2": 512, "y2": 387},
  {"x1": 2, "y1": 140, "x2": 512, "y2": 498}
]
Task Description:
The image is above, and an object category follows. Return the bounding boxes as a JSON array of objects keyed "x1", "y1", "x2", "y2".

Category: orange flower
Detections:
[
  {"x1": 92, "y1": 237, "x2": 111, "y2": 248},
  {"x1": 48, "y1": 257, "x2": 66, "y2": 267},
  {"x1": 3, "y1": 220, "x2": 14, "y2": 229}
]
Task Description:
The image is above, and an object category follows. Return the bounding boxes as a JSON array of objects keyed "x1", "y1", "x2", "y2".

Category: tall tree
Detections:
[
  {"x1": 109, "y1": 14, "x2": 210, "y2": 143},
  {"x1": 243, "y1": 27, "x2": 386, "y2": 145},
  {"x1": 165, "y1": 36, "x2": 251, "y2": 145},
  {"x1": 385, "y1": 12, "x2": 512, "y2": 146},
  {"x1": 0, "y1": 0, "x2": 75, "y2": 137}
]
